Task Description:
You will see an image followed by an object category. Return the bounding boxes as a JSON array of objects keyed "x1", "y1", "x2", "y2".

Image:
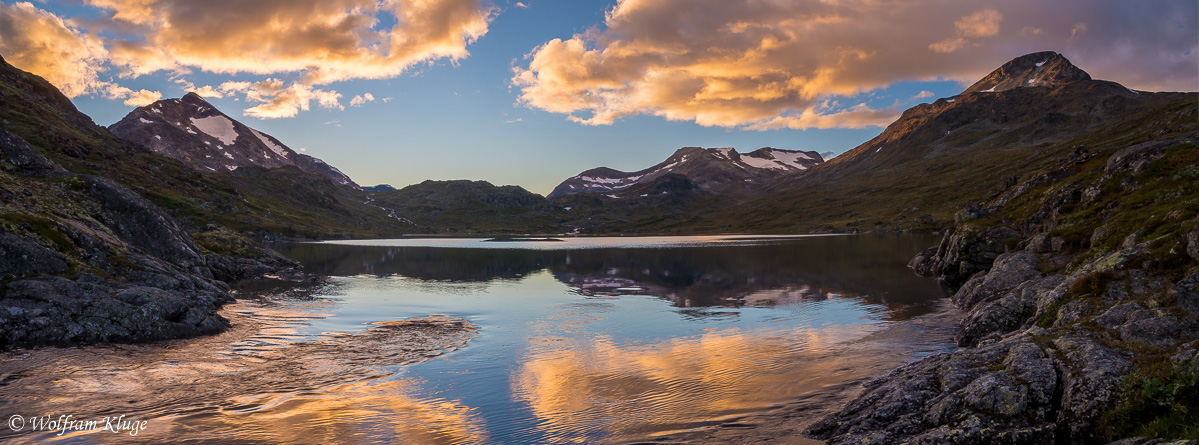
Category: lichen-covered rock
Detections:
[
  {"x1": 957, "y1": 275, "x2": 1064, "y2": 347},
  {"x1": 805, "y1": 336, "x2": 1059, "y2": 444},
  {"x1": 1053, "y1": 332, "x2": 1134, "y2": 440},
  {"x1": 953, "y1": 251, "x2": 1043, "y2": 309}
]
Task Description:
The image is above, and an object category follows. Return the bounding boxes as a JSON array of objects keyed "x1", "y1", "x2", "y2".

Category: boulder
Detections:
[{"x1": 952, "y1": 251, "x2": 1042, "y2": 309}]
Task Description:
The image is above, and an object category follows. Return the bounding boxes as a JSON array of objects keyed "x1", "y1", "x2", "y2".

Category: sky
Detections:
[{"x1": 0, "y1": 0, "x2": 1195, "y2": 195}]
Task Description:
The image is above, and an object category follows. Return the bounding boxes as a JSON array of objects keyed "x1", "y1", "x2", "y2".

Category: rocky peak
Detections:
[
  {"x1": 109, "y1": 94, "x2": 359, "y2": 188},
  {"x1": 548, "y1": 146, "x2": 822, "y2": 198},
  {"x1": 963, "y1": 51, "x2": 1091, "y2": 95}
]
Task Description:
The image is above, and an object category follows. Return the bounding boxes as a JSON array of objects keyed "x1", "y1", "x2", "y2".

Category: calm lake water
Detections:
[{"x1": 0, "y1": 234, "x2": 957, "y2": 444}]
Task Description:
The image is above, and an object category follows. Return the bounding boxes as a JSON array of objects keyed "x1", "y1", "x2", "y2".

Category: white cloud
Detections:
[
  {"x1": 349, "y1": 92, "x2": 375, "y2": 107},
  {"x1": 912, "y1": 90, "x2": 935, "y2": 100}
]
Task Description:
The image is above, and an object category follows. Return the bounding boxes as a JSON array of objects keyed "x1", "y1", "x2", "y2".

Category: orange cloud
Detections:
[
  {"x1": 0, "y1": 2, "x2": 109, "y2": 97},
  {"x1": 90, "y1": 0, "x2": 495, "y2": 84},
  {"x1": 931, "y1": 9, "x2": 1003, "y2": 53},
  {"x1": 2, "y1": 0, "x2": 494, "y2": 118},
  {"x1": 513, "y1": 0, "x2": 1197, "y2": 129}
]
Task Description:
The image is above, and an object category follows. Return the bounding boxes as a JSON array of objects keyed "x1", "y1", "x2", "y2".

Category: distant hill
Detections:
[
  {"x1": 549, "y1": 146, "x2": 822, "y2": 198},
  {"x1": 372, "y1": 180, "x2": 564, "y2": 234},
  {"x1": 110, "y1": 93, "x2": 358, "y2": 188}
]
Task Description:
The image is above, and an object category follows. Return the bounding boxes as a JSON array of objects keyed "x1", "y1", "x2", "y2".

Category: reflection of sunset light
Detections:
[
  {"x1": 512, "y1": 325, "x2": 877, "y2": 443},
  {"x1": 173, "y1": 378, "x2": 489, "y2": 444}
]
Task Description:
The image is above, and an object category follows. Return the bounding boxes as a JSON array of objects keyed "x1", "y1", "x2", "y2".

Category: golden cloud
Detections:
[
  {"x1": 89, "y1": 0, "x2": 495, "y2": 83},
  {"x1": 0, "y1": 2, "x2": 110, "y2": 97},
  {"x1": 513, "y1": 0, "x2": 1197, "y2": 129},
  {"x1": 2, "y1": 0, "x2": 495, "y2": 118}
]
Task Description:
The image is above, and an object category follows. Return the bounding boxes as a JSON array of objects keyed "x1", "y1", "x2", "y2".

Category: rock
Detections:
[
  {"x1": 1091, "y1": 226, "x2": 1110, "y2": 247},
  {"x1": 909, "y1": 245, "x2": 939, "y2": 276},
  {"x1": 81, "y1": 175, "x2": 203, "y2": 268},
  {"x1": 956, "y1": 275, "x2": 1064, "y2": 347},
  {"x1": 1103, "y1": 138, "x2": 1174, "y2": 175},
  {"x1": 0, "y1": 127, "x2": 69, "y2": 177},
  {"x1": 0, "y1": 229, "x2": 69, "y2": 277},
  {"x1": 0, "y1": 276, "x2": 231, "y2": 347},
  {"x1": 952, "y1": 251, "x2": 1042, "y2": 309},
  {"x1": 1187, "y1": 224, "x2": 1199, "y2": 262},
  {"x1": 1053, "y1": 333, "x2": 1133, "y2": 439},
  {"x1": 923, "y1": 225, "x2": 1021, "y2": 290},
  {"x1": 805, "y1": 336, "x2": 1059, "y2": 444},
  {"x1": 1118, "y1": 314, "x2": 1190, "y2": 349},
  {"x1": 1175, "y1": 273, "x2": 1199, "y2": 317}
]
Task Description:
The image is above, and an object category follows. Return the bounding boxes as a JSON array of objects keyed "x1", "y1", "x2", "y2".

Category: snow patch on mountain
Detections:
[
  {"x1": 250, "y1": 128, "x2": 289, "y2": 159},
  {"x1": 190, "y1": 115, "x2": 238, "y2": 145}
]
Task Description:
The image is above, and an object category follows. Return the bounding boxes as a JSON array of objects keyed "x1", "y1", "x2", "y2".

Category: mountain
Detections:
[
  {"x1": 110, "y1": 93, "x2": 358, "y2": 187},
  {"x1": 371, "y1": 180, "x2": 564, "y2": 234},
  {"x1": 548, "y1": 146, "x2": 822, "y2": 198},
  {"x1": 690, "y1": 51, "x2": 1198, "y2": 234},
  {"x1": 962, "y1": 50, "x2": 1092, "y2": 94},
  {"x1": 363, "y1": 184, "x2": 396, "y2": 192}
]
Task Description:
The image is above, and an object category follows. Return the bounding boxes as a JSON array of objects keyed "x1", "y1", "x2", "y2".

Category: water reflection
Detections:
[
  {"x1": 0, "y1": 235, "x2": 953, "y2": 444},
  {"x1": 279, "y1": 234, "x2": 943, "y2": 320}
]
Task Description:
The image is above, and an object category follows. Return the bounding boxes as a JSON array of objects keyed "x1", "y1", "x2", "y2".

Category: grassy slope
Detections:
[{"x1": 0, "y1": 57, "x2": 402, "y2": 239}]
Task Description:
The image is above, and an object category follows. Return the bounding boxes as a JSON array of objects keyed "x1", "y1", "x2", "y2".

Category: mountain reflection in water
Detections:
[
  {"x1": 280, "y1": 234, "x2": 941, "y2": 320},
  {"x1": 0, "y1": 235, "x2": 955, "y2": 444}
]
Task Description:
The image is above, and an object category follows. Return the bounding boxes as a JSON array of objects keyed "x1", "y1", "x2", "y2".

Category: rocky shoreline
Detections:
[
  {"x1": 1, "y1": 127, "x2": 313, "y2": 348},
  {"x1": 804, "y1": 135, "x2": 1199, "y2": 443}
]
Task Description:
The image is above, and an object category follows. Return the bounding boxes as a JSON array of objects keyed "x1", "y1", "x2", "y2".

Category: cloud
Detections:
[
  {"x1": 1069, "y1": 23, "x2": 1088, "y2": 42},
  {"x1": 514, "y1": 2, "x2": 529, "y2": 8},
  {"x1": 513, "y1": 0, "x2": 1198, "y2": 129},
  {"x1": 122, "y1": 88, "x2": 162, "y2": 106},
  {"x1": 930, "y1": 9, "x2": 1002, "y2": 53},
  {"x1": 1, "y1": 0, "x2": 495, "y2": 117},
  {"x1": 0, "y1": 2, "x2": 109, "y2": 97},
  {"x1": 90, "y1": 0, "x2": 495, "y2": 84},
  {"x1": 912, "y1": 90, "x2": 935, "y2": 100},
  {"x1": 349, "y1": 92, "x2": 375, "y2": 107},
  {"x1": 216, "y1": 78, "x2": 345, "y2": 119},
  {"x1": 504, "y1": 117, "x2": 523, "y2": 123}
]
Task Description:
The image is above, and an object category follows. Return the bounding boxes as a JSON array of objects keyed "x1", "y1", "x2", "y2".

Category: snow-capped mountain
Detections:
[
  {"x1": 109, "y1": 93, "x2": 358, "y2": 188},
  {"x1": 548, "y1": 146, "x2": 822, "y2": 198}
]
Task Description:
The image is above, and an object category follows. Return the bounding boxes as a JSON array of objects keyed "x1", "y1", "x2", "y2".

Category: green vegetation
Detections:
[{"x1": 1098, "y1": 359, "x2": 1199, "y2": 440}]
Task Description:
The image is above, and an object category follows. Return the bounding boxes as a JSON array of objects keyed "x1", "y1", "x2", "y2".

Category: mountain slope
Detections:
[
  {"x1": 549, "y1": 146, "x2": 821, "y2": 198},
  {"x1": 110, "y1": 93, "x2": 357, "y2": 187},
  {"x1": 372, "y1": 180, "x2": 565, "y2": 234},
  {"x1": 711, "y1": 52, "x2": 1198, "y2": 233}
]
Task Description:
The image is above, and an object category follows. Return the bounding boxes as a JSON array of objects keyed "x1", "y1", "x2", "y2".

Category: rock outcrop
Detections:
[{"x1": 810, "y1": 132, "x2": 1199, "y2": 442}]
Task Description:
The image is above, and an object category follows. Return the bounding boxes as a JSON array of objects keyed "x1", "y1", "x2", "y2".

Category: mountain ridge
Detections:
[
  {"x1": 548, "y1": 146, "x2": 822, "y2": 198},
  {"x1": 110, "y1": 93, "x2": 358, "y2": 188}
]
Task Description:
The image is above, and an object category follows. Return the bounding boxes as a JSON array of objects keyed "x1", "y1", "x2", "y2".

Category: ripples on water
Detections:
[{"x1": 0, "y1": 234, "x2": 957, "y2": 444}]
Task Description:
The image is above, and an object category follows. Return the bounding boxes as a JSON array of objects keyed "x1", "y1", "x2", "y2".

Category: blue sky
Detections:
[{"x1": 3, "y1": 0, "x2": 1195, "y2": 194}]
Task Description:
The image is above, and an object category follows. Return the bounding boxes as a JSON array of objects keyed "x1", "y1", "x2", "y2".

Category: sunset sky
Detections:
[{"x1": 1, "y1": 0, "x2": 1195, "y2": 194}]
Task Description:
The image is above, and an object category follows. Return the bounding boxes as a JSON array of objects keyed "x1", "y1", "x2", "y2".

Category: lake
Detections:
[{"x1": 0, "y1": 234, "x2": 957, "y2": 444}]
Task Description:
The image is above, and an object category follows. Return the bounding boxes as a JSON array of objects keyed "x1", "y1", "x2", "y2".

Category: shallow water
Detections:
[{"x1": 0, "y1": 234, "x2": 957, "y2": 444}]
